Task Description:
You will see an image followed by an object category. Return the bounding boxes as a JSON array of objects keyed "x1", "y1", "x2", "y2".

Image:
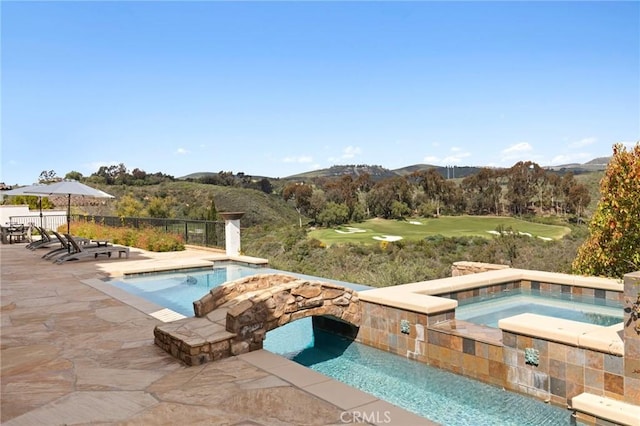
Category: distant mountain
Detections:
[
  {"x1": 546, "y1": 157, "x2": 610, "y2": 173},
  {"x1": 288, "y1": 164, "x2": 488, "y2": 181},
  {"x1": 584, "y1": 157, "x2": 611, "y2": 166},
  {"x1": 180, "y1": 157, "x2": 610, "y2": 182},
  {"x1": 286, "y1": 164, "x2": 398, "y2": 181},
  {"x1": 180, "y1": 172, "x2": 217, "y2": 180}
]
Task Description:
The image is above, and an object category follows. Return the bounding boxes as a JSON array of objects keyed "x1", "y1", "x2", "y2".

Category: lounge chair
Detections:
[
  {"x1": 41, "y1": 231, "x2": 74, "y2": 260},
  {"x1": 53, "y1": 233, "x2": 129, "y2": 264},
  {"x1": 27, "y1": 226, "x2": 58, "y2": 250}
]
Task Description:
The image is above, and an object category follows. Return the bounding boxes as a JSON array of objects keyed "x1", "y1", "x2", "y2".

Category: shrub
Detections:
[{"x1": 64, "y1": 221, "x2": 184, "y2": 252}]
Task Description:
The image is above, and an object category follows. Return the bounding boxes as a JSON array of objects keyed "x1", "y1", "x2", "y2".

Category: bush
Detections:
[{"x1": 64, "y1": 221, "x2": 184, "y2": 252}]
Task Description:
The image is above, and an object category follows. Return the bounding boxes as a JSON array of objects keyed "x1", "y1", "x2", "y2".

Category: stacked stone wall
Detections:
[{"x1": 451, "y1": 261, "x2": 510, "y2": 276}]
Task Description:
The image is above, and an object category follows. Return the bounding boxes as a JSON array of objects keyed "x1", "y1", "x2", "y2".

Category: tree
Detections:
[
  {"x1": 38, "y1": 170, "x2": 58, "y2": 183},
  {"x1": 115, "y1": 194, "x2": 143, "y2": 218},
  {"x1": 146, "y1": 196, "x2": 174, "y2": 218},
  {"x1": 258, "y1": 178, "x2": 273, "y2": 194},
  {"x1": 317, "y1": 202, "x2": 350, "y2": 227},
  {"x1": 282, "y1": 182, "x2": 313, "y2": 227},
  {"x1": 505, "y1": 161, "x2": 543, "y2": 215},
  {"x1": 206, "y1": 198, "x2": 218, "y2": 221},
  {"x1": 367, "y1": 177, "x2": 411, "y2": 219},
  {"x1": 461, "y1": 168, "x2": 501, "y2": 215},
  {"x1": 410, "y1": 169, "x2": 462, "y2": 216},
  {"x1": 572, "y1": 142, "x2": 640, "y2": 279},
  {"x1": 65, "y1": 171, "x2": 83, "y2": 181}
]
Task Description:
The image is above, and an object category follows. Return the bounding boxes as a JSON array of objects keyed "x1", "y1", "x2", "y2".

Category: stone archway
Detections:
[
  {"x1": 223, "y1": 277, "x2": 360, "y2": 348},
  {"x1": 156, "y1": 274, "x2": 361, "y2": 365}
]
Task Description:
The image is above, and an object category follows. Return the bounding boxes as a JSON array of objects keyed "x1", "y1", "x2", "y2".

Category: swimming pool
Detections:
[
  {"x1": 108, "y1": 264, "x2": 372, "y2": 317},
  {"x1": 455, "y1": 289, "x2": 622, "y2": 328},
  {"x1": 265, "y1": 319, "x2": 573, "y2": 425},
  {"x1": 107, "y1": 265, "x2": 577, "y2": 424}
]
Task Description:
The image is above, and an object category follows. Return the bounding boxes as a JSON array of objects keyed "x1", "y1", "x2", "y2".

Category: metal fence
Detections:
[
  {"x1": 8, "y1": 214, "x2": 226, "y2": 249},
  {"x1": 8, "y1": 214, "x2": 68, "y2": 231},
  {"x1": 77, "y1": 215, "x2": 226, "y2": 249}
]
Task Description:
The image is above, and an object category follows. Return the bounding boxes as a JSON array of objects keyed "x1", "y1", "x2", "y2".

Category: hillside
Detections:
[
  {"x1": 78, "y1": 181, "x2": 300, "y2": 228},
  {"x1": 178, "y1": 157, "x2": 610, "y2": 183}
]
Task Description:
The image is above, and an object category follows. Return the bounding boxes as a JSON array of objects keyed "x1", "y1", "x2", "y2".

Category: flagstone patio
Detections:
[{"x1": 0, "y1": 243, "x2": 433, "y2": 426}]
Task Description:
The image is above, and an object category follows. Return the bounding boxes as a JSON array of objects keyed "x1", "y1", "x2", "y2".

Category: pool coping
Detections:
[
  {"x1": 237, "y1": 350, "x2": 435, "y2": 426},
  {"x1": 358, "y1": 268, "x2": 623, "y2": 316},
  {"x1": 498, "y1": 313, "x2": 624, "y2": 355}
]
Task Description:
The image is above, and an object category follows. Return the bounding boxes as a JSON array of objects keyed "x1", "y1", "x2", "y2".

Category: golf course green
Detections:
[{"x1": 308, "y1": 216, "x2": 571, "y2": 245}]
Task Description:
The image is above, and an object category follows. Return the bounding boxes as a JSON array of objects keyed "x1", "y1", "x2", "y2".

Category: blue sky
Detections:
[{"x1": 2, "y1": 1, "x2": 638, "y2": 185}]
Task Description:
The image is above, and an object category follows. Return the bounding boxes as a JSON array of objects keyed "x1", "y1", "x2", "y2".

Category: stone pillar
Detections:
[
  {"x1": 623, "y1": 271, "x2": 640, "y2": 404},
  {"x1": 220, "y1": 212, "x2": 244, "y2": 256}
]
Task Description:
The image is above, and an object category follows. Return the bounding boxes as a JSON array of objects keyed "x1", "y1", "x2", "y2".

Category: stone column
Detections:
[
  {"x1": 623, "y1": 271, "x2": 640, "y2": 404},
  {"x1": 220, "y1": 212, "x2": 244, "y2": 256}
]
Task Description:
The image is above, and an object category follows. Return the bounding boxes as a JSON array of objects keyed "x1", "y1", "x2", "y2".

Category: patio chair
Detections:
[
  {"x1": 27, "y1": 226, "x2": 58, "y2": 250},
  {"x1": 54, "y1": 233, "x2": 129, "y2": 264}
]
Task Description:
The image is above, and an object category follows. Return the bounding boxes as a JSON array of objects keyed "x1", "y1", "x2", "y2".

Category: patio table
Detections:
[{"x1": 1, "y1": 224, "x2": 27, "y2": 244}]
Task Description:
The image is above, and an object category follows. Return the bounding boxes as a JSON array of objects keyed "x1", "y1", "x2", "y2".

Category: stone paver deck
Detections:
[{"x1": 1, "y1": 243, "x2": 435, "y2": 425}]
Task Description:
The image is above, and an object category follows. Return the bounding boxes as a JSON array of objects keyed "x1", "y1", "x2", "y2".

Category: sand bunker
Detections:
[
  {"x1": 373, "y1": 235, "x2": 403, "y2": 242},
  {"x1": 335, "y1": 227, "x2": 367, "y2": 234},
  {"x1": 409, "y1": 221, "x2": 422, "y2": 225}
]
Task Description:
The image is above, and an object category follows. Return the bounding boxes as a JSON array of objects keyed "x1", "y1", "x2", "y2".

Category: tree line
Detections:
[
  {"x1": 24, "y1": 160, "x2": 591, "y2": 225},
  {"x1": 282, "y1": 161, "x2": 591, "y2": 227}
]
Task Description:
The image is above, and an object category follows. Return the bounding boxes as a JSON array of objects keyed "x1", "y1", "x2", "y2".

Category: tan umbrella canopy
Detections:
[{"x1": 23, "y1": 180, "x2": 114, "y2": 233}]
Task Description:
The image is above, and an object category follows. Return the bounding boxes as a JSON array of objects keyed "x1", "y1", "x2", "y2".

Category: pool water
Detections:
[
  {"x1": 108, "y1": 264, "x2": 371, "y2": 316},
  {"x1": 265, "y1": 319, "x2": 574, "y2": 426},
  {"x1": 455, "y1": 289, "x2": 622, "y2": 328}
]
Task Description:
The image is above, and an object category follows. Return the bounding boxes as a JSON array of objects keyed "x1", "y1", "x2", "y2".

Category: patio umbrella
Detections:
[
  {"x1": 23, "y1": 180, "x2": 115, "y2": 234},
  {"x1": 2, "y1": 184, "x2": 50, "y2": 227}
]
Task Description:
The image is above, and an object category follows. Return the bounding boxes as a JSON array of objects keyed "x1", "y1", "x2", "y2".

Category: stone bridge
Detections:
[{"x1": 154, "y1": 273, "x2": 361, "y2": 365}]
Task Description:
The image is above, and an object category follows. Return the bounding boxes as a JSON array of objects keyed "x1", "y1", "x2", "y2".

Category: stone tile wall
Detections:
[
  {"x1": 501, "y1": 331, "x2": 626, "y2": 406},
  {"x1": 355, "y1": 301, "x2": 454, "y2": 364},
  {"x1": 353, "y1": 278, "x2": 629, "y2": 409}
]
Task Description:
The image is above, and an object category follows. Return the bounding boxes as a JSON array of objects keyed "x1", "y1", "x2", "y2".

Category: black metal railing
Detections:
[
  {"x1": 7, "y1": 214, "x2": 226, "y2": 249},
  {"x1": 77, "y1": 215, "x2": 226, "y2": 249}
]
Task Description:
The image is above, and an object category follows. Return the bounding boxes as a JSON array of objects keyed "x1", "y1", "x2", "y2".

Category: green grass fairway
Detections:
[{"x1": 309, "y1": 216, "x2": 571, "y2": 245}]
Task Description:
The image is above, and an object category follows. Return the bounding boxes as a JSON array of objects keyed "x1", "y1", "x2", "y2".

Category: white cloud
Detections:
[
  {"x1": 342, "y1": 145, "x2": 362, "y2": 159},
  {"x1": 282, "y1": 155, "x2": 313, "y2": 164},
  {"x1": 176, "y1": 148, "x2": 189, "y2": 155},
  {"x1": 328, "y1": 145, "x2": 363, "y2": 163},
  {"x1": 502, "y1": 142, "x2": 532, "y2": 156},
  {"x1": 570, "y1": 137, "x2": 597, "y2": 148},
  {"x1": 422, "y1": 145, "x2": 470, "y2": 166},
  {"x1": 550, "y1": 152, "x2": 592, "y2": 165}
]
